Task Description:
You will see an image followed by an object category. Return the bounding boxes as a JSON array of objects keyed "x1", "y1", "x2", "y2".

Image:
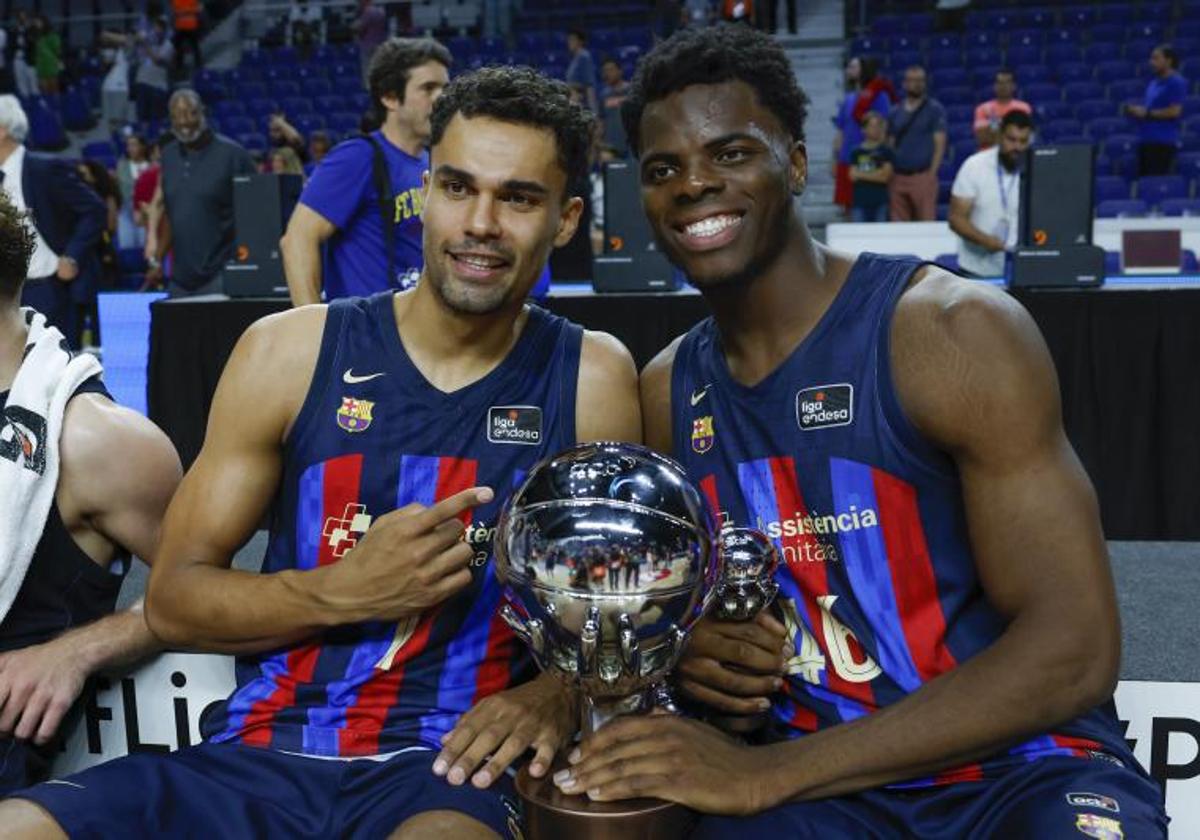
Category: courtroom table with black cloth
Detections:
[{"x1": 148, "y1": 287, "x2": 1200, "y2": 540}]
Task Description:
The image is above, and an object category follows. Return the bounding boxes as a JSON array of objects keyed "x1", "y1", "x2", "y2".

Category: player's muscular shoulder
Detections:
[
  {"x1": 220, "y1": 304, "x2": 328, "y2": 442},
  {"x1": 577, "y1": 330, "x2": 640, "y2": 443},
  {"x1": 639, "y1": 335, "x2": 684, "y2": 456},
  {"x1": 57, "y1": 393, "x2": 182, "y2": 559},
  {"x1": 890, "y1": 266, "x2": 1057, "y2": 454}
]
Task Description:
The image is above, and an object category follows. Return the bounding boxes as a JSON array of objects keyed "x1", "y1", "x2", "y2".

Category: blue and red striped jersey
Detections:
[
  {"x1": 669, "y1": 253, "x2": 1133, "y2": 786},
  {"x1": 202, "y1": 292, "x2": 583, "y2": 757}
]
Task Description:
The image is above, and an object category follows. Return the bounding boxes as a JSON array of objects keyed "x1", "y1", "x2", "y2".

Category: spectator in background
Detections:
[
  {"x1": 1126, "y1": 44, "x2": 1186, "y2": 177},
  {"x1": 760, "y1": 0, "x2": 796, "y2": 35},
  {"x1": 599, "y1": 58, "x2": 629, "y2": 113},
  {"x1": 305, "y1": 129, "x2": 331, "y2": 175},
  {"x1": 132, "y1": 140, "x2": 164, "y2": 288},
  {"x1": 682, "y1": 0, "x2": 714, "y2": 28},
  {"x1": 75, "y1": 160, "x2": 122, "y2": 337},
  {"x1": 949, "y1": 110, "x2": 1033, "y2": 277},
  {"x1": 144, "y1": 90, "x2": 255, "y2": 296},
  {"x1": 352, "y1": 0, "x2": 388, "y2": 85},
  {"x1": 269, "y1": 146, "x2": 304, "y2": 176},
  {"x1": 32, "y1": 16, "x2": 61, "y2": 97},
  {"x1": 973, "y1": 68, "x2": 1030, "y2": 149},
  {"x1": 832, "y1": 56, "x2": 893, "y2": 217},
  {"x1": 134, "y1": 17, "x2": 174, "y2": 121},
  {"x1": 170, "y1": 0, "x2": 202, "y2": 78},
  {"x1": 887, "y1": 64, "x2": 946, "y2": 222},
  {"x1": 566, "y1": 29, "x2": 599, "y2": 113},
  {"x1": 268, "y1": 111, "x2": 307, "y2": 159},
  {"x1": 281, "y1": 38, "x2": 450, "y2": 305},
  {"x1": 7, "y1": 12, "x2": 38, "y2": 99},
  {"x1": 116, "y1": 133, "x2": 152, "y2": 248},
  {"x1": 721, "y1": 0, "x2": 753, "y2": 25},
  {"x1": 848, "y1": 111, "x2": 894, "y2": 222},
  {"x1": 0, "y1": 95, "x2": 106, "y2": 346},
  {"x1": 289, "y1": 0, "x2": 323, "y2": 60}
]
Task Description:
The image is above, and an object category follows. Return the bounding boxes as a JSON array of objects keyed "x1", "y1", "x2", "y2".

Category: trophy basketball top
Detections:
[{"x1": 493, "y1": 442, "x2": 720, "y2": 703}]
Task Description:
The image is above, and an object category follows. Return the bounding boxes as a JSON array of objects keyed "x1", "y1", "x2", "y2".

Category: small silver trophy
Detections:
[
  {"x1": 493, "y1": 441, "x2": 720, "y2": 839},
  {"x1": 711, "y1": 526, "x2": 780, "y2": 734}
]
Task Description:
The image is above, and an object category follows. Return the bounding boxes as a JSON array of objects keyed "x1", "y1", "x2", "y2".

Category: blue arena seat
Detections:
[
  {"x1": 1024, "y1": 82, "x2": 1061, "y2": 105},
  {"x1": 1017, "y1": 65, "x2": 1051, "y2": 85},
  {"x1": 213, "y1": 100, "x2": 247, "y2": 120},
  {"x1": 1076, "y1": 100, "x2": 1116, "y2": 123},
  {"x1": 1096, "y1": 199, "x2": 1147, "y2": 218},
  {"x1": 1108, "y1": 79, "x2": 1145, "y2": 103},
  {"x1": 1006, "y1": 46, "x2": 1042, "y2": 66},
  {"x1": 1123, "y1": 39, "x2": 1158, "y2": 63},
  {"x1": 938, "y1": 87, "x2": 973, "y2": 107},
  {"x1": 1102, "y1": 133, "x2": 1140, "y2": 158},
  {"x1": 1037, "y1": 101, "x2": 1074, "y2": 121},
  {"x1": 236, "y1": 132, "x2": 267, "y2": 153},
  {"x1": 928, "y1": 48, "x2": 963, "y2": 70},
  {"x1": 1157, "y1": 198, "x2": 1200, "y2": 217},
  {"x1": 929, "y1": 33, "x2": 961, "y2": 51},
  {"x1": 280, "y1": 96, "x2": 314, "y2": 116},
  {"x1": 1176, "y1": 152, "x2": 1200, "y2": 180},
  {"x1": 934, "y1": 67, "x2": 969, "y2": 88},
  {"x1": 1094, "y1": 176, "x2": 1131, "y2": 203},
  {"x1": 1094, "y1": 61, "x2": 1134, "y2": 86},
  {"x1": 82, "y1": 139, "x2": 115, "y2": 159},
  {"x1": 1087, "y1": 117, "x2": 1128, "y2": 140},
  {"x1": 1056, "y1": 63, "x2": 1093, "y2": 84},
  {"x1": 1137, "y1": 176, "x2": 1189, "y2": 205},
  {"x1": 1045, "y1": 43, "x2": 1083, "y2": 66},
  {"x1": 1060, "y1": 7, "x2": 1095, "y2": 28},
  {"x1": 1063, "y1": 81, "x2": 1104, "y2": 101},
  {"x1": 1041, "y1": 119, "x2": 1081, "y2": 142}
]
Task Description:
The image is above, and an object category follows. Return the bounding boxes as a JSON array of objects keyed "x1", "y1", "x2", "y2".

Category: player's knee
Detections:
[
  {"x1": 388, "y1": 809, "x2": 500, "y2": 840},
  {"x1": 0, "y1": 798, "x2": 69, "y2": 840}
]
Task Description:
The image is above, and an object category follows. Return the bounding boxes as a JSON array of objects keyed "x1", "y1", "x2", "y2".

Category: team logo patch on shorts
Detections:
[
  {"x1": 1075, "y1": 813, "x2": 1124, "y2": 839},
  {"x1": 336, "y1": 397, "x2": 374, "y2": 433},
  {"x1": 501, "y1": 793, "x2": 525, "y2": 840},
  {"x1": 692, "y1": 415, "x2": 715, "y2": 453},
  {"x1": 488, "y1": 406, "x2": 542, "y2": 445},
  {"x1": 796, "y1": 384, "x2": 853, "y2": 431},
  {"x1": 1067, "y1": 792, "x2": 1120, "y2": 813}
]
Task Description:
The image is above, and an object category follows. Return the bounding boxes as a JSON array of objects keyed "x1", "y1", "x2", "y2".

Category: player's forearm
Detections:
[
  {"x1": 59, "y1": 600, "x2": 163, "y2": 674},
  {"x1": 146, "y1": 561, "x2": 356, "y2": 654},
  {"x1": 948, "y1": 214, "x2": 998, "y2": 250},
  {"x1": 281, "y1": 230, "x2": 323, "y2": 306},
  {"x1": 755, "y1": 607, "x2": 1115, "y2": 806}
]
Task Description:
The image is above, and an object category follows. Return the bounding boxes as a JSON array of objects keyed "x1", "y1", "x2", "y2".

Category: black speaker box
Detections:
[
  {"x1": 223, "y1": 173, "x2": 304, "y2": 297},
  {"x1": 1019, "y1": 144, "x2": 1095, "y2": 248},
  {"x1": 1009, "y1": 244, "x2": 1106, "y2": 288},
  {"x1": 593, "y1": 160, "x2": 679, "y2": 293}
]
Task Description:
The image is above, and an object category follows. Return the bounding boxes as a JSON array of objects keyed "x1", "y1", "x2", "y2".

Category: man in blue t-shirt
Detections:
[
  {"x1": 281, "y1": 37, "x2": 451, "y2": 304},
  {"x1": 1125, "y1": 44, "x2": 1186, "y2": 177}
]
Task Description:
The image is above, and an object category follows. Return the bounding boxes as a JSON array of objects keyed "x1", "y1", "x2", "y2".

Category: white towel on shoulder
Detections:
[{"x1": 0, "y1": 308, "x2": 102, "y2": 622}]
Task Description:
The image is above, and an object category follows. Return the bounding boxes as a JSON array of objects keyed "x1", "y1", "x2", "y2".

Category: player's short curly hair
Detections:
[
  {"x1": 429, "y1": 65, "x2": 594, "y2": 186},
  {"x1": 621, "y1": 24, "x2": 810, "y2": 156},
  {"x1": 0, "y1": 190, "x2": 35, "y2": 301}
]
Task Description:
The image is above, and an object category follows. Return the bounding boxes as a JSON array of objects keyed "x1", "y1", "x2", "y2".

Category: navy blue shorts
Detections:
[
  {"x1": 14, "y1": 742, "x2": 523, "y2": 839},
  {"x1": 694, "y1": 756, "x2": 1168, "y2": 839}
]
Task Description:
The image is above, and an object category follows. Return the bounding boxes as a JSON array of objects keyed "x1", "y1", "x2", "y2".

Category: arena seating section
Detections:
[{"x1": 856, "y1": 0, "x2": 1200, "y2": 222}]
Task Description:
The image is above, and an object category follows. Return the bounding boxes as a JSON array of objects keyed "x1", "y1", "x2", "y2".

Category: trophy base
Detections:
[{"x1": 516, "y1": 761, "x2": 696, "y2": 840}]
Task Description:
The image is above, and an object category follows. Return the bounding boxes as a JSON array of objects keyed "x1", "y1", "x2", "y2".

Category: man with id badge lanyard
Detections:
[{"x1": 949, "y1": 110, "x2": 1033, "y2": 277}]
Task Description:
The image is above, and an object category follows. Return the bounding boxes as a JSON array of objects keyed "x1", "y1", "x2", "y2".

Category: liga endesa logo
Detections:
[{"x1": 796, "y1": 384, "x2": 853, "y2": 431}]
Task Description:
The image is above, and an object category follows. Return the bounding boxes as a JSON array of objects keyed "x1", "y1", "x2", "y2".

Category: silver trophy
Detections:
[
  {"x1": 711, "y1": 526, "x2": 780, "y2": 734},
  {"x1": 493, "y1": 441, "x2": 720, "y2": 838},
  {"x1": 713, "y1": 526, "x2": 779, "y2": 621}
]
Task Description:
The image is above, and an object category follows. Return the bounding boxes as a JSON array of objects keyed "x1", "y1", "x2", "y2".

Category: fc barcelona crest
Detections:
[
  {"x1": 1075, "y1": 814, "x2": 1123, "y2": 840},
  {"x1": 337, "y1": 397, "x2": 374, "y2": 433},
  {"x1": 692, "y1": 415, "x2": 714, "y2": 454}
]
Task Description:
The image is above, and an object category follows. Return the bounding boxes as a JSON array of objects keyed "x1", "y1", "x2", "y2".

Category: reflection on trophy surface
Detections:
[
  {"x1": 493, "y1": 441, "x2": 720, "y2": 838},
  {"x1": 711, "y1": 526, "x2": 780, "y2": 734}
]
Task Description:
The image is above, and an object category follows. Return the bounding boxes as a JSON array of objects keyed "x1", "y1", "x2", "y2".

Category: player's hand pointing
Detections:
[{"x1": 315, "y1": 486, "x2": 493, "y2": 623}]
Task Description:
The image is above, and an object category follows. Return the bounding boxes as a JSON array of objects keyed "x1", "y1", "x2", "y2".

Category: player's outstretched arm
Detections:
[
  {"x1": 0, "y1": 397, "x2": 181, "y2": 746},
  {"x1": 559, "y1": 269, "x2": 1120, "y2": 814},
  {"x1": 145, "y1": 308, "x2": 492, "y2": 654},
  {"x1": 431, "y1": 329, "x2": 642, "y2": 789}
]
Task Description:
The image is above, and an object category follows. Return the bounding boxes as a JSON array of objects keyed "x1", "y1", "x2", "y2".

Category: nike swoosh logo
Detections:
[
  {"x1": 343, "y1": 369, "x2": 386, "y2": 384},
  {"x1": 690, "y1": 385, "x2": 712, "y2": 406}
]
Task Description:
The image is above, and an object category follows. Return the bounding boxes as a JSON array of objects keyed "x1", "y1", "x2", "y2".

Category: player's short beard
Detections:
[{"x1": 426, "y1": 247, "x2": 519, "y2": 316}]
